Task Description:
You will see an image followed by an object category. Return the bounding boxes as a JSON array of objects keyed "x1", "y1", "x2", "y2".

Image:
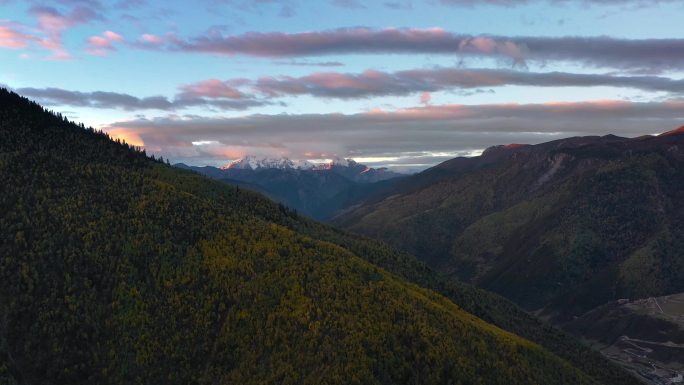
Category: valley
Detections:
[{"x1": 570, "y1": 294, "x2": 684, "y2": 384}]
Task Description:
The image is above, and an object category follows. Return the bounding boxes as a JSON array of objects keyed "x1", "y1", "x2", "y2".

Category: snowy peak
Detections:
[
  {"x1": 316, "y1": 157, "x2": 357, "y2": 170},
  {"x1": 221, "y1": 156, "x2": 315, "y2": 170},
  {"x1": 218, "y1": 155, "x2": 402, "y2": 183},
  {"x1": 221, "y1": 155, "x2": 363, "y2": 171}
]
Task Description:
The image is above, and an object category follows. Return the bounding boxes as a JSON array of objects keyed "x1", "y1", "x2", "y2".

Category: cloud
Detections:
[
  {"x1": 138, "y1": 33, "x2": 163, "y2": 44},
  {"x1": 165, "y1": 27, "x2": 522, "y2": 59},
  {"x1": 420, "y1": 92, "x2": 431, "y2": 105},
  {"x1": 103, "y1": 99, "x2": 684, "y2": 169},
  {"x1": 229, "y1": 67, "x2": 684, "y2": 99},
  {"x1": 17, "y1": 87, "x2": 173, "y2": 109},
  {"x1": 273, "y1": 60, "x2": 344, "y2": 67},
  {"x1": 331, "y1": 0, "x2": 367, "y2": 9},
  {"x1": 0, "y1": 2, "x2": 103, "y2": 58},
  {"x1": 149, "y1": 27, "x2": 684, "y2": 72},
  {"x1": 202, "y1": 0, "x2": 298, "y2": 18},
  {"x1": 178, "y1": 79, "x2": 248, "y2": 99},
  {"x1": 15, "y1": 66, "x2": 684, "y2": 114},
  {"x1": 383, "y1": 1, "x2": 413, "y2": 10},
  {"x1": 0, "y1": 23, "x2": 36, "y2": 49},
  {"x1": 130, "y1": 33, "x2": 178, "y2": 50},
  {"x1": 115, "y1": 0, "x2": 146, "y2": 9},
  {"x1": 29, "y1": 4, "x2": 102, "y2": 59},
  {"x1": 14, "y1": 86, "x2": 268, "y2": 111},
  {"x1": 85, "y1": 30, "x2": 123, "y2": 55},
  {"x1": 438, "y1": 0, "x2": 681, "y2": 7}
]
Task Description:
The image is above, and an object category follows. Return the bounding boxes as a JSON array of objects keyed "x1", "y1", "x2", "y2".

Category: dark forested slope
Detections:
[
  {"x1": 0, "y1": 89, "x2": 638, "y2": 385},
  {"x1": 337, "y1": 132, "x2": 684, "y2": 322}
]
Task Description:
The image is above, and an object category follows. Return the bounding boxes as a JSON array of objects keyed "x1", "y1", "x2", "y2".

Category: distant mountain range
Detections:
[
  {"x1": 176, "y1": 156, "x2": 403, "y2": 219},
  {"x1": 219, "y1": 155, "x2": 402, "y2": 183},
  {"x1": 222, "y1": 155, "x2": 317, "y2": 171}
]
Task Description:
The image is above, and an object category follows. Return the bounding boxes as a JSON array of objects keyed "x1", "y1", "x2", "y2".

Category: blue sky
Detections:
[{"x1": 2, "y1": 0, "x2": 684, "y2": 171}]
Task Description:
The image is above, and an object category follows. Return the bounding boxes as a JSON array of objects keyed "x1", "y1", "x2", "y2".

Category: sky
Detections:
[{"x1": 2, "y1": 0, "x2": 684, "y2": 172}]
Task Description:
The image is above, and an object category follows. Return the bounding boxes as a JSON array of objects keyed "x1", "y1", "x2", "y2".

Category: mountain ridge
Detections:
[
  {"x1": 221, "y1": 155, "x2": 317, "y2": 170},
  {"x1": 337, "y1": 129, "x2": 684, "y2": 318},
  {"x1": 217, "y1": 154, "x2": 400, "y2": 174},
  {"x1": 176, "y1": 157, "x2": 404, "y2": 220}
]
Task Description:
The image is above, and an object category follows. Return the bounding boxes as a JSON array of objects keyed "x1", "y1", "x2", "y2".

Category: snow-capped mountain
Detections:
[
  {"x1": 219, "y1": 155, "x2": 401, "y2": 183},
  {"x1": 177, "y1": 155, "x2": 404, "y2": 219},
  {"x1": 221, "y1": 155, "x2": 315, "y2": 170},
  {"x1": 316, "y1": 157, "x2": 352, "y2": 169}
]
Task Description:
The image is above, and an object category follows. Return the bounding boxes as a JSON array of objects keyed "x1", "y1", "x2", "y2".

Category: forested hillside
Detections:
[
  {"x1": 337, "y1": 132, "x2": 684, "y2": 322},
  {"x1": 0, "y1": 89, "x2": 639, "y2": 384}
]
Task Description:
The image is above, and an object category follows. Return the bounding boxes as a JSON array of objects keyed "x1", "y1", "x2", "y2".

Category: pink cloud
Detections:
[
  {"x1": 153, "y1": 27, "x2": 684, "y2": 72},
  {"x1": 420, "y1": 92, "x2": 431, "y2": 105},
  {"x1": 255, "y1": 69, "x2": 398, "y2": 98},
  {"x1": 307, "y1": 71, "x2": 375, "y2": 89},
  {"x1": 132, "y1": 33, "x2": 174, "y2": 49},
  {"x1": 361, "y1": 99, "x2": 671, "y2": 122},
  {"x1": 245, "y1": 67, "x2": 684, "y2": 99},
  {"x1": 171, "y1": 27, "x2": 460, "y2": 57},
  {"x1": 29, "y1": 5, "x2": 101, "y2": 59},
  {"x1": 458, "y1": 36, "x2": 526, "y2": 65},
  {"x1": 179, "y1": 79, "x2": 247, "y2": 99},
  {"x1": 139, "y1": 33, "x2": 163, "y2": 44},
  {"x1": 86, "y1": 30, "x2": 124, "y2": 56},
  {"x1": 104, "y1": 31, "x2": 123, "y2": 41},
  {"x1": 88, "y1": 36, "x2": 110, "y2": 47},
  {"x1": 161, "y1": 26, "x2": 530, "y2": 68},
  {"x1": 0, "y1": 24, "x2": 34, "y2": 49}
]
